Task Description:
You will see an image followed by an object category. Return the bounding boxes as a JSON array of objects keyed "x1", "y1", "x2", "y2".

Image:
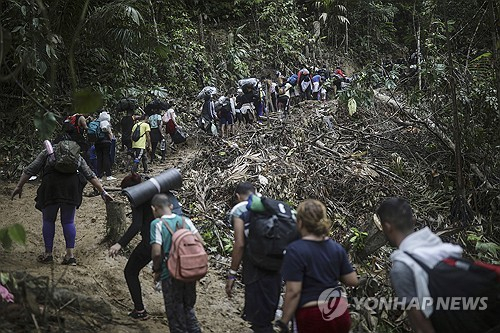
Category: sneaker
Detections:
[
  {"x1": 128, "y1": 309, "x2": 149, "y2": 320},
  {"x1": 61, "y1": 257, "x2": 77, "y2": 266},
  {"x1": 106, "y1": 176, "x2": 117, "y2": 181},
  {"x1": 37, "y1": 254, "x2": 53, "y2": 264}
]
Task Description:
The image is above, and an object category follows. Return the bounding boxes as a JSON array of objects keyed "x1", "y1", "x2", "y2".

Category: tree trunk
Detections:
[
  {"x1": 489, "y1": 0, "x2": 500, "y2": 105},
  {"x1": 345, "y1": 21, "x2": 349, "y2": 54},
  {"x1": 105, "y1": 199, "x2": 128, "y2": 243},
  {"x1": 198, "y1": 13, "x2": 204, "y2": 44},
  {"x1": 445, "y1": 18, "x2": 472, "y2": 225}
]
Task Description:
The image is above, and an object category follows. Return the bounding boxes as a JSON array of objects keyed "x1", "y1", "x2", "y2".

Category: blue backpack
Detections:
[
  {"x1": 87, "y1": 120, "x2": 104, "y2": 142},
  {"x1": 287, "y1": 74, "x2": 298, "y2": 86}
]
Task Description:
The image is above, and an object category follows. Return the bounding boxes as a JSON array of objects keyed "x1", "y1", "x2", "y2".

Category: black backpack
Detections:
[
  {"x1": 405, "y1": 252, "x2": 500, "y2": 333},
  {"x1": 246, "y1": 197, "x2": 300, "y2": 271},
  {"x1": 131, "y1": 122, "x2": 145, "y2": 142}
]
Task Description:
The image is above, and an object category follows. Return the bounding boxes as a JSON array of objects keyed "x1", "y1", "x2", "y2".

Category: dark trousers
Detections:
[
  {"x1": 124, "y1": 241, "x2": 151, "y2": 311},
  {"x1": 132, "y1": 148, "x2": 148, "y2": 172},
  {"x1": 150, "y1": 128, "x2": 161, "y2": 162},
  {"x1": 244, "y1": 273, "x2": 282, "y2": 333},
  {"x1": 271, "y1": 92, "x2": 277, "y2": 112},
  {"x1": 162, "y1": 277, "x2": 201, "y2": 333},
  {"x1": 95, "y1": 141, "x2": 111, "y2": 177}
]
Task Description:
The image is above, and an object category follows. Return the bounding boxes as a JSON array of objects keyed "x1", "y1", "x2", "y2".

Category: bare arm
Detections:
[
  {"x1": 11, "y1": 172, "x2": 31, "y2": 199},
  {"x1": 280, "y1": 281, "x2": 303, "y2": 324},
  {"x1": 89, "y1": 177, "x2": 113, "y2": 202},
  {"x1": 407, "y1": 309, "x2": 435, "y2": 333},
  {"x1": 151, "y1": 243, "x2": 163, "y2": 282},
  {"x1": 340, "y1": 271, "x2": 359, "y2": 287},
  {"x1": 225, "y1": 217, "x2": 245, "y2": 297},
  {"x1": 78, "y1": 116, "x2": 88, "y2": 130}
]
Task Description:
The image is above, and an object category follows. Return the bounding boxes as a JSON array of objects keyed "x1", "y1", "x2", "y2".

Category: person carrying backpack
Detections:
[
  {"x1": 109, "y1": 174, "x2": 194, "y2": 320},
  {"x1": 148, "y1": 110, "x2": 164, "y2": 164},
  {"x1": 94, "y1": 111, "x2": 116, "y2": 181},
  {"x1": 62, "y1": 113, "x2": 89, "y2": 162},
  {"x1": 162, "y1": 107, "x2": 179, "y2": 159},
  {"x1": 377, "y1": 197, "x2": 500, "y2": 333},
  {"x1": 277, "y1": 81, "x2": 293, "y2": 116},
  {"x1": 199, "y1": 95, "x2": 217, "y2": 135},
  {"x1": 150, "y1": 193, "x2": 204, "y2": 333},
  {"x1": 276, "y1": 199, "x2": 359, "y2": 333},
  {"x1": 226, "y1": 182, "x2": 298, "y2": 332},
  {"x1": 11, "y1": 136, "x2": 112, "y2": 265},
  {"x1": 298, "y1": 68, "x2": 312, "y2": 101},
  {"x1": 131, "y1": 116, "x2": 151, "y2": 173},
  {"x1": 217, "y1": 96, "x2": 234, "y2": 138}
]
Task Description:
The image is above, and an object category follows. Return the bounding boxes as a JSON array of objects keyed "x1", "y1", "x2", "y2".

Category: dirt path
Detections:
[{"x1": 0, "y1": 145, "x2": 250, "y2": 332}]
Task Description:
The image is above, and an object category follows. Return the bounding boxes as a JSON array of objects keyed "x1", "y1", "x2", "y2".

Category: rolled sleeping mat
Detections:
[{"x1": 122, "y1": 168, "x2": 183, "y2": 207}]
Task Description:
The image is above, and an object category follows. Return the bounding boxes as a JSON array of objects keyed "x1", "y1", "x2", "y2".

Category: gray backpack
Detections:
[{"x1": 52, "y1": 141, "x2": 81, "y2": 173}]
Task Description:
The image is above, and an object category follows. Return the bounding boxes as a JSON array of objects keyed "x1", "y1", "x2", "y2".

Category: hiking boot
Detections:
[
  {"x1": 128, "y1": 309, "x2": 148, "y2": 320},
  {"x1": 61, "y1": 257, "x2": 77, "y2": 266},
  {"x1": 37, "y1": 254, "x2": 53, "y2": 264}
]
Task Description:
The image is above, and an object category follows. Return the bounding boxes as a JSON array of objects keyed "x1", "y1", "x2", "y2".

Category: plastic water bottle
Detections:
[
  {"x1": 160, "y1": 139, "x2": 166, "y2": 152},
  {"x1": 44, "y1": 140, "x2": 55, "y2": 163}
]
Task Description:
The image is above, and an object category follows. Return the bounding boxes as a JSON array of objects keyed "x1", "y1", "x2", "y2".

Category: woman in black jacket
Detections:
[{"x1": 108, "y1": 173, "x2": 186, "y2": 320}]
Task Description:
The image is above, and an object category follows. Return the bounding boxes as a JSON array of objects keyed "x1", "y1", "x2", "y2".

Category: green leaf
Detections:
[
  {"x1": 73, "y1": 88, "x2": 103, "y2": 115},
  {"x1": 0, "y1": 228, "x2": 12, "y2": 249},
  {"x1": 8, "y1": 224, "x2": 26, "y2": 245},
  {"x1": 348, "y1": 97, "x2": 357, "y2": 116},
  {"x1": 472, "y1": 52, "x2": 492, "y2": 63},
  {"x1": 0, "y1": 273, "x2": 10, "y2": 285},
  {"x1": 34, "y1": 111, "x2": 58, "y2": 140},
  {"x1": 476, "y1": 242, "x2": 500, "y2": 257}
]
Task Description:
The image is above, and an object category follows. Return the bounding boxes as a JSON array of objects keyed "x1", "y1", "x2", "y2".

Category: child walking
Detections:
[{"x1": 150, "y1": 194, "x2": 203, "y2": 333}]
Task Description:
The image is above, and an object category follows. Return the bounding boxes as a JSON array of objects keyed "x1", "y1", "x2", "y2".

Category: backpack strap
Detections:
[
  {"x1": 404, "y1": 251, "x2": 432, "y2": 273},
  {"x1": 162, "y1": 216, "x2": 185, "y2": 235},
  {"x1": 161, "y1": 218, "x2": 176, "y2": 236}
]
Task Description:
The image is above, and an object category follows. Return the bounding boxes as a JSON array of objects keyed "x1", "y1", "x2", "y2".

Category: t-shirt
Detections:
[
  {"x1": 150, "y1": 214, "x2": 199, "y2": 281},
  {"x1": 120, "y1": 116, "x2": 134, "y2": 141},
  {"x1": 148, "y1": 114, "x2": 162, "y2": 129},
  {"x1": 281, "y1": 238, "x2": 354, "y2": 308},
  {"x1": 390, "y1": 261, "x2": 417, "y2": 305},
  {"x1": 131, "y1": 122, "x2": 150, "y2": 149},
  {"x1": 230, "y1": 201, "x2": 250, "y2": 236}
]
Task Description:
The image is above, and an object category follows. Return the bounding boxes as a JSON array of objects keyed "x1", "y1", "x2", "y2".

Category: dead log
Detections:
[{"x1": 105, "y1": 198, "x2": 128, "y2": 243}]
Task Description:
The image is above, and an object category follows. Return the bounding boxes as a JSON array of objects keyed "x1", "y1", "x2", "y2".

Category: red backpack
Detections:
[
  {"x1": 163, "y1": 217, "x2": 208, "y2": 282},
  {"x1": 63, "y1": 114, "x2": 84, "y2": 134}
]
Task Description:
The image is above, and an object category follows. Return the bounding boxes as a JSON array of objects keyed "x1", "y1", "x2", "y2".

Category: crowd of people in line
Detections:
[
  {"x1": 7, "y1": 61, "x2": 500, "y2": 333},
  {"x1": 59, "y1": 99, "x2": 184, "y2": 181},
  {"x1": 11, "y1": 166, "x2": 500, "y2": 333},
  {"x1": 197, "y1": 65, "x2": 352, "y2": 137}
]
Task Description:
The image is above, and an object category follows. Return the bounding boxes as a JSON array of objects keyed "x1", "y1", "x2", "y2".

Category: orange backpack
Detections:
[{"x1": 162, "y1": 217, "x2": 208, "y2": 282}]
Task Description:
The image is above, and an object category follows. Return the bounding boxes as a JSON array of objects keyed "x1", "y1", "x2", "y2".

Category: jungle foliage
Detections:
[{"x1": 0, "y1": 0, "x2": 499, "y2": 230}]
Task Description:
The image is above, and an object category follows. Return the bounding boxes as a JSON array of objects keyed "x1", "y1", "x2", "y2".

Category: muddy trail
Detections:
[
  {"x1": 1, "y1": 96, "x2": 496, "y2": 333},
  {"x1": 0, "y1": 142, "x2": 249, "y2": 332}
]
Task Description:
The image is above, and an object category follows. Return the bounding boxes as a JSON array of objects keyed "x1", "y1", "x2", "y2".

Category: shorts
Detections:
[{"x1": 219, "y1": 113, "x2": 234, "y2": 126}]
